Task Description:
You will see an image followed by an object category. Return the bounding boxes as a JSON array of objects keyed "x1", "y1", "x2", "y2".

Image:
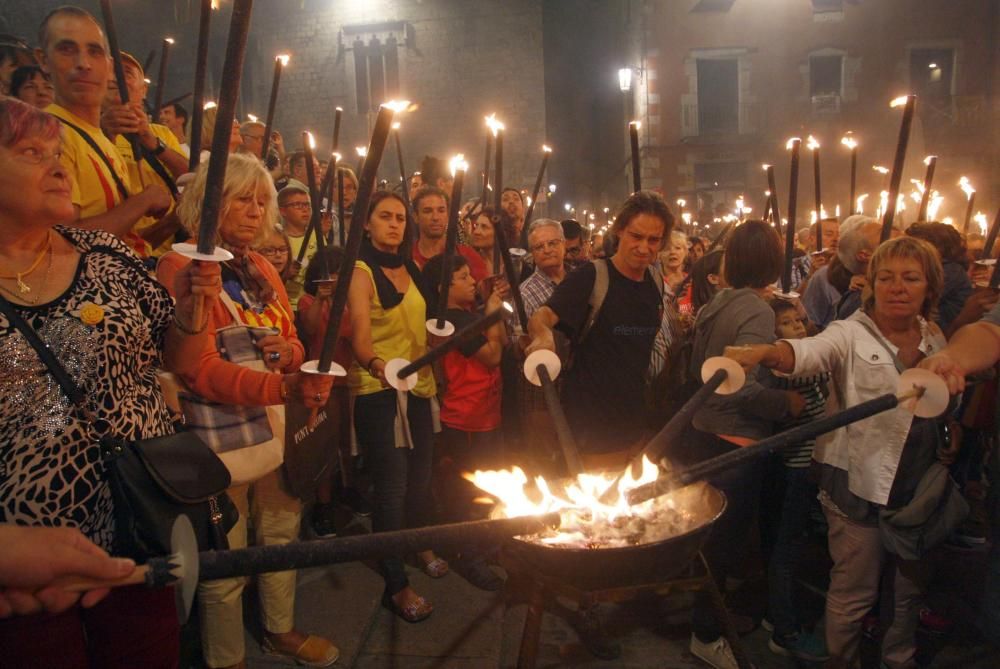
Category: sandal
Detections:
[
  {"x1": 420, "y1": 556, "x2": 450, "y2": 578},
  {"x1": 382, "y1": 590, "x2": 433, "y2": 623},
  {"x1": 261, "y1": 633, "x2": 340, "y2": 667}
]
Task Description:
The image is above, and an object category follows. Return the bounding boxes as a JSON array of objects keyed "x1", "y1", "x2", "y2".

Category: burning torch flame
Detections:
[
  {"x1": 165, "y1": 37, "x2": 175, "y2": 45},
  {"x1": 923, "y1": 155, "x2": 937, "y2": 166},
  {"x1": 305, "y1": 132, "x2": 315, "y2": 150},
  {"x1": 761, "y1": 164, "x2": 771, "y2": 171},
  {"x1": 879, "y1": 191, "x2": 889, "y2": 216},
  {"x1": 682, "y1": 212, "x2": 692, "y2": 224},
  {"x1": 841, "y1": 135, "x2": 857, "y2": 150},
  {"x1": 542, "y1": 144, "x2": 553, "y2": 153},
  {"x1": 910, "y1": 178, "x2": 925, "y2": 194},
  {"x1": 677, "y1": 198, "x2": 686, "y2": 207},
  {"x1": 959, "y1": 177, "x2": 975, "y2": 199},
  {"x1": 356, "y1": 146, "x2": 367, "y2": 158},
  {"x1": 873, "y1": 165, "x2": 889, "y2": 175},
  {"x1": 857, "y1": 194, "x2": 869, "y2": 213},
  {"x1": 247, "y1": 113, "x2": 258, "y2": 123},
  {"x1": 382, "y1": 99, "x2": 414, "y2": 113},
  {"x1": 807, "y1": 135, "x2": 820, "y2": 150},
  {"x1": 449, "y1": 153, "x2": 468, "y2": 177},
  {"x1": 786, "y1": 137, "x2": 801, "y2": 150},
  {"x1": 276, "y1": 54, "x2": 290, "y2": 67},
  {"x1": 927, "y1": 193, "x2": 944, "y2": 221},
  {"x1": 890, "y1": 95, "x2": 911, "y2": 108},
  {"x1": 485, "y1": 114, "x2": 504, "y2": 136},
  {"x1": 629, "y1": 120, "x2": 641, "y2": 130},
  {"x1": 974, "y1": 212, "x2": 988, "y2": 236},
  {"x1": 391, "y1": 122, "x2": 401, "y2": 130},
  {"x1": 332, "y1": 152, "x2": 342, "y2": 163},
  {"x1": 203, "y1": 101, "x2": 217, "y2": 110}
]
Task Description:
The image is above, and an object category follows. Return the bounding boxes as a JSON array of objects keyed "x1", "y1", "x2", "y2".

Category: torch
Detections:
[
  {"x1": 298, "y1": 132, "x2": 329, "y2": 276},
  {"x1": 153, "y1": 37, "x2": 175, "y2": 119},
  {"x1": 807, "y1": 135, "x2": 822, "y2": 222},
  {"x1": 959, "y1": 177, "x2": 976, "y2": 233},
  {"x1": 841, "y1": 133, "x2": 858, "y2": 214},
  {"x1": 355, "y1": 146, "x2": 367, "y2": 179},
  {"x1": 478, "y1": 116, "x2": 495, "y2": 218},
  {"x1": 521, "y1": 350, "x2": 585, "y2": 476},
  {"x1": 881, "y1": 95, "x2": 917, "y2": 242},
  {"x1": 629, "y1": 120, "x2": 641, "y2": 193},
  {"x1": 764, "y1": 163, "x2": 782, "y2": 228},
  {"x1": 917, "y1": 156, "x2": 937, "y2": 222},
  {"x1": 170, "y1": 0, "x2": 255, "y2": 328},
  {"x1": 428, "y1": 154, "x2": 469, "y2": 336},
  {"x1": 302, "y1": 103, "x2": 397, "y2": 383},
  {"x1": 519, "y1": 145, "x2": 553, "y2": 248},
  {"x1": 261, "y1": 54, "x2": 289, "y2": 160},
  {"x1": 98, "y1": 0, "x2": 141, "y2": 161},
  {"x1": 188, "y1": 0, "x2": 213, "y2": 170},
  {"x1": 779, "y1": 138, "x2": 801, "y2": 297},
  {"x1": 486, "y1": 114, "x2": 505, "y2": 271},
  {"x1": 627, "y1": 367, "x2": 949, "y2": 506}
]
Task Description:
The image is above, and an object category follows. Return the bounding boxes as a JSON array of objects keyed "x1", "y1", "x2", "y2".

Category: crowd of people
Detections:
[{"x1": 0, "y1": 7, "x2": 998, "y2": 669}]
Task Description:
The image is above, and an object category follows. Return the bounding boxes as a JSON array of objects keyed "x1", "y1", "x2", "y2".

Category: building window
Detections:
[
  {"x1": 696, "y1": 58, "x2": 739, "y2": 134},
  {"x1": 810, "y1": 55, "x2": 843, "y2": 97},
  {"x1": 910, "y1": 48, "x2": 954, "y2": 101}
]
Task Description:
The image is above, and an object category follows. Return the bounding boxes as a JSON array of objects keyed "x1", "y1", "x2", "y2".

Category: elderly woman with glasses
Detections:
[{"x1": 157, "y1": 152, "x2": 338, "y2": 669}]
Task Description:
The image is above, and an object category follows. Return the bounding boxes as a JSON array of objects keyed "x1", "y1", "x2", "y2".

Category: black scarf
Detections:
[{"x1": 359, "y1": 237, "x2": 428, "y2": 310}]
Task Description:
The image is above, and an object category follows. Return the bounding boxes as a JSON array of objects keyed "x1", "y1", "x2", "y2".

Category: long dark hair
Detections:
[{"x1": 690, "y1": 248, "x2": 724, "y2": 313}]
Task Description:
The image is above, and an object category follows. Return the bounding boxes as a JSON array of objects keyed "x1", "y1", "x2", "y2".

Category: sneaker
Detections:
[
  {"x1": 918, "y1": 607, "x2": 953, "y2": 634},
  {"x1": 690, "y1": 634, "x2": 739, "y2": 669},
  {"x1": 311, "y1": 503, "x2": 338, "y2": 538},
  {"x1": 768, "y1": 630, "x2": 830, "y2": 662}
]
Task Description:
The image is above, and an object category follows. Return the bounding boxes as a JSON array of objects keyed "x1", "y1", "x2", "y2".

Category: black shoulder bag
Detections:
[{"x1": 0, "y1": 295, "x2": 235, "y2": 560}]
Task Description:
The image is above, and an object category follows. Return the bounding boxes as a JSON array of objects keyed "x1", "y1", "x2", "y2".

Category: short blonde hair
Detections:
[
  {"x1": 864, "y1": 236, "x2": 943, "y2": 319},
  {"x1": 176, "y1": 152, "x2": 278, "y2": 248}
]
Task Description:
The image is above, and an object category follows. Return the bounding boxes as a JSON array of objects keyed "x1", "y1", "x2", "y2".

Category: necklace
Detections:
[
  {"x1": 0, "y1": 242, "x2": 53, "y2": 305},
  {"x1": 0, "y1": 231, "x2": 52, "y2": 295}
]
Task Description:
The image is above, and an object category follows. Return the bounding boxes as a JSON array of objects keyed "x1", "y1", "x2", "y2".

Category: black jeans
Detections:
[
  {"x1": 436, "y1": 426, "x2": 506, "y2": 524},
  {"x1": 684, "y1": 428, "x2": 764, "y2": 643},
  {"x1": 354, "y1": 390, "x2": 435, "y2": 595}
]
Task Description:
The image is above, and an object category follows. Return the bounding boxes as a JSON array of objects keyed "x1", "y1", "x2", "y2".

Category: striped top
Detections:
[{"x1": 774, "y1": 371, "x2": 830, "y2": 468}]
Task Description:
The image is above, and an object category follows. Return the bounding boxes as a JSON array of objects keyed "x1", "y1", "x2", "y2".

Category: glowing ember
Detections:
[{"x1": 466, "y1": 457, "x2": 701, "y2": 549}]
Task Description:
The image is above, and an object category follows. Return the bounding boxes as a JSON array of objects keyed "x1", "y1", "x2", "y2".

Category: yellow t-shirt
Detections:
[
  {"x1": 118, "y1": 123, "x2": 183, "y2": 256},
  {"x1": 47, "y1": 104, "x2": 150, "y2": 258},
  {"x1": 285, "y1": 230, "x2": 318, "y2": 310},
  {"x1": 348, "y1": 261, "x2": 436, "y2": 399}
]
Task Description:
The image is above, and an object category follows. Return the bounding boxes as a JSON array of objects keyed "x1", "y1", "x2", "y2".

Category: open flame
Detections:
[
  {"x1": 485, "y1": 113, "x2": 504, "y2": 136},
  {"x1": 449, "y1": 153, "x2": 468, "y2": 177},
  {"x1": 276, "y1": 54, "x2": 290, "y2": 67},
  {"x1": 785, "y1": 137, "x2": 801, "y2": 150},
  {"x1": 247, "y1": 113, "x2": 258, "y2": 123},
  {"x1": 677, "y1": 198, "x2": 686, "y2": 207},
  {"x1": 355, "y1": 146, "x2": 367, "y2": 158},
  {"x1": 165, "y1": 37, "x2": 175, "y2": 45},
  {"x1": 382, "y1": 99, "x2": 414, "y2": 113},
  {"x1": 467, "y1": 456, "x2": 696, "y2": 548},
  {"x1": 890, "y1": 95, "x2": 912, "y2": 108},
  {"x1": 305, "y1": 131, "x2": 315, "y2": 150},
  {"x1": 959, "y1": 177, "x2": 975, "y2": 199},
  {"x1": 927, "y1": 193, "x2": 944, "y2": 221},
  {"x1": 873, "y1": 165, "x2": 889, "y2": 175},
  {"x1": 856, "y1": 193, "x2": 869, "y2": 213},
  {"x1": 974, "y1": 212, "x2": 988, "y2": 236},
  {"x1": 682, "y1": 212, "x2": 692, "y2": 225},
  {"x1": 924, "y1": 155, "x2": 937, "y2": 166},
  {"x1": 542, "y1": 144, "x2": 553, "y2": 153},
  {"x1": 807, "y1": 135, "x2": 820, "y2": 150},
  {"x1": 841, "y1": 134, "x2": 857, "y2": 150}
]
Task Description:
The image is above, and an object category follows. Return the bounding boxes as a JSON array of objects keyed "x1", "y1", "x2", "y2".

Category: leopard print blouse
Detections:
[{"x1": 0, "y1": 227, "x2": 174, "y2": 551}]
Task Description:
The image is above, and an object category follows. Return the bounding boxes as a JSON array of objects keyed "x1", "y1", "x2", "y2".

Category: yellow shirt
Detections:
[
  {"x1": 118, "y1": 123, "x2": 183, "y2": 256},
  {"x1": 47, "y1": 104, "x2": 150, "y2": 258},
  {"x1": 285, "y1": 230, "x2": 318, "y2": 310},
  {"x1": 348, "y1": 261, "x2": 436, "y2": 398}
]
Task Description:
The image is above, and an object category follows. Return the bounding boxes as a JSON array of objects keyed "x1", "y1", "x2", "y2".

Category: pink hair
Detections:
[{"x1": 0, "y1": 98, "x2": 61, "y2": 148}]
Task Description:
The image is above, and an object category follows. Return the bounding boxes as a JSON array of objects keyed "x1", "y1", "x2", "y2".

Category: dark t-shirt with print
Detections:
[{"x1": 546, "y1": 260, "x2": 661, "y2": 454}]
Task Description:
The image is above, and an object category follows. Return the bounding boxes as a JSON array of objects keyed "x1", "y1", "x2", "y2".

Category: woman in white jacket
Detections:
[{"x1": 726, "y1": 236, "x2": 947, "y2": 669}]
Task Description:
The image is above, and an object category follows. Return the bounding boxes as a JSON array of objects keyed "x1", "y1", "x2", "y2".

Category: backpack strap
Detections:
[
  {"x1": 577, "y1": 259, "x2": 609, "y2": 348},
  {"x1": 57, "y1": 118, "x2": 131, "y2": 201}
]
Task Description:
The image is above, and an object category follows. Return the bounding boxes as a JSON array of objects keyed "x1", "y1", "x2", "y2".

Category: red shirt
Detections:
[
  {"x1": 413, "y1": 243, "x2": 489, "y2": 283},
  {"x1": 439, "y1": 308, "x2": 502, "y2": 432}
]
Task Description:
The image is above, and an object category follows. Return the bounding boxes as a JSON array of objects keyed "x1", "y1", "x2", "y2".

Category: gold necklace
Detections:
[
  {"x1": 0, "y1": 242, "x2": 52, "y2": 305},
  {"x1": 0, "y1": 232, "x2": 52, "y2": 295}
]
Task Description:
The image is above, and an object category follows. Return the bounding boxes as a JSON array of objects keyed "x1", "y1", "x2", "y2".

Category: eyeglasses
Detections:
[
  {"x1": 257, "y1": 246, "x2": 289, "y2": 257},
  {"x1": 530, "y1": 239, "x2": 563, "y2": 253},
  {"x1": 12, "y1": 146, "x2": 62, "y2": 166},
  {"x1": 281, "y1": 201, "x2": 311, "y2": 211}
]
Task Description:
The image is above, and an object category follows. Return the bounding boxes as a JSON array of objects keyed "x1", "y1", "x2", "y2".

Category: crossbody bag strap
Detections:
[
  {"x1": 139, "y1": 146, "x2": 179, "y2": 198},
  {"x1": 57, "y1": 118, "x2": 131, "y2": 201}
]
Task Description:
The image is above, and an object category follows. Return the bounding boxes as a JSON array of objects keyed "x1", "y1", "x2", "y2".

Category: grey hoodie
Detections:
[{"x1": 689, "y1": 288, "x2": 791, "y2": 440}]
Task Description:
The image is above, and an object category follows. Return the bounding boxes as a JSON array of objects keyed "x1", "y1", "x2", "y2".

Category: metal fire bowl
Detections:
[{"x1": 505, "y1": 482, "x2": 726, "y2": 591}]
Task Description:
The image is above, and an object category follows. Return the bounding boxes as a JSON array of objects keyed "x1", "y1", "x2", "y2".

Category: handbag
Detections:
[
  {"x1": 161, "y1": 292, "x2": 285, "y2": 486},
  {"x1": 0, "y1": 294, "x2": 235, "y2": 560},
  {"x1": 855, "y1": 319, "x2": 969, "y2": 559}
]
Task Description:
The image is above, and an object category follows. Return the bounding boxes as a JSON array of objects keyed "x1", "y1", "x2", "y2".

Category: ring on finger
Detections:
[{"x1": 268, "y1": 351, "x2": 281, "y2": 362}]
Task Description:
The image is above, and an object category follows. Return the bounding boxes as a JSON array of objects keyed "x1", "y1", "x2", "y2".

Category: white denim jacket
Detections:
[{"x1": 782, "y1": 311, "x2": 946, "y2": 506}]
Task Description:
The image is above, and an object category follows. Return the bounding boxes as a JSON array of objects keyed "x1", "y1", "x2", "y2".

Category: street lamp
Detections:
[{"x1": 618, "y1": 68, "x2": 633, "y2": 92}]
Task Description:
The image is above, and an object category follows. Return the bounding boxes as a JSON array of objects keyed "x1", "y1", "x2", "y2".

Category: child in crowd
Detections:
[
  {"x1": 763, "y1": 298, "x2": 830, "y2": 661},
  {"x1": 423, "y1": 253, "x2": 507, "y2": 590}
]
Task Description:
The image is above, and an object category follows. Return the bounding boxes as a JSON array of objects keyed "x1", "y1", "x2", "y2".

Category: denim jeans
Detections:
[
  {"x1": 765, "y1": 465, "x2": 818, "y2": 637},
  {"x1": 354, "y1": 390, "x2": 435, "y2": 595}
]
